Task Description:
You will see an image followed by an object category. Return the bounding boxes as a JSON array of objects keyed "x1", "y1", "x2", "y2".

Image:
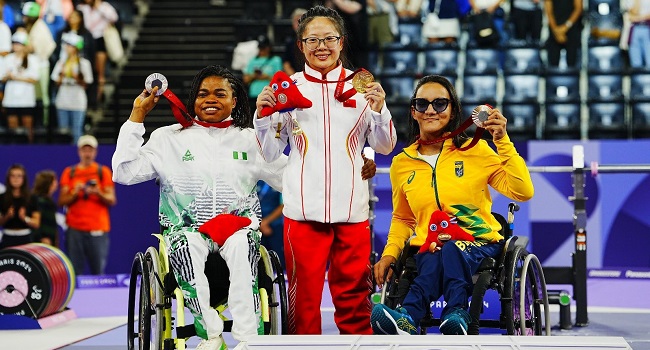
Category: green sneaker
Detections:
[
  {"x1": 439, "y1": 308, "x2": 472, "y2": 335},
  {"x1": 371, "y1": 304, "x2": 418, "y2": 335}
]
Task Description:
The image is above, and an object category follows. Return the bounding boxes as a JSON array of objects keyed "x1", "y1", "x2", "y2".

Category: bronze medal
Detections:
[{"x1": 471, "y1": 105, "x2": 492, "y2": 128}]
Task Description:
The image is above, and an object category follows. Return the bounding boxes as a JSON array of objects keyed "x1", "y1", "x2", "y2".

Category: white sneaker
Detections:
[
  {"x1": 196, "y1": 336, "x2": 226, "y2": 350},
  {"x1": 233, "y1": 342, "x2": 247, "y2": 350}
]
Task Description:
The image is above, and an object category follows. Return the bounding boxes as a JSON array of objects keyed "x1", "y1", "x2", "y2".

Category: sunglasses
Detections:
[{"x1": 411, "y1": 98, "x2": 450, "y2": 113}]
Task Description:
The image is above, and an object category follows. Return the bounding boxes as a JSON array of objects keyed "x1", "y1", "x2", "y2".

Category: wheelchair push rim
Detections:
[
  {"x1": 259, "y1": 245, "x2": 289, "y2": 335},
  {"x1": 127, "y1": 251, "x2": 152, "y2": 350},
  {"x1": 503, "y1": 246, "x2": 546, "y2": 335}
]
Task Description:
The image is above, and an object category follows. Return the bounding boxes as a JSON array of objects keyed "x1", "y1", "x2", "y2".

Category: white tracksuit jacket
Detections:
[
  {"x1": 254, "y1": 64, "x2": 397, "y2": 223},
  {"x1": 112, "y1": 120, "x2": 286, "y2": 340}
]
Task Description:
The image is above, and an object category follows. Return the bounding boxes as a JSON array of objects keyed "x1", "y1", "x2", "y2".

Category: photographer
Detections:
[{"x1": 58, "y1": 134, "x2": 116, "y2": 275}]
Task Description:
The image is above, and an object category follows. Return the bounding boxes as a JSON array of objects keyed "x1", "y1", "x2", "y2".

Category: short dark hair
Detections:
[
  {"x1": 408, "y1": 75, "x2": 468, "y2": 148},
  {"x1": 185, "y1": 65, "x2": 252, "y2": 128}
]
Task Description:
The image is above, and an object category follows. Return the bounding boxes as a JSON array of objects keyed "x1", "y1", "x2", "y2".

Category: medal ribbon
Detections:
[
  {"x1": 161, "y1": 89, "x2": 232, "y2": 128},
  {"x1": 418, "y1": 104, "x2": 492, "y2": 151},
  {"x1": 302, "y1": 66, "x2": 365, "y2": 103}
]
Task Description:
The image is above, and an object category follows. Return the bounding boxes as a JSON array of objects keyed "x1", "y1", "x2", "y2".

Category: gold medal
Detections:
[
  {"x1": 471, "y1": 105, "x2": 492, "y2": 128},
  {"x1": 352, "y1": 69, "x2": 374, "y2": 94}
]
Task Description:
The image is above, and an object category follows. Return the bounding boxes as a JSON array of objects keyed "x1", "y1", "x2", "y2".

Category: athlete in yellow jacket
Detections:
[{"x1": 371, "y1": 75, "x2": 534, "y2": 336}]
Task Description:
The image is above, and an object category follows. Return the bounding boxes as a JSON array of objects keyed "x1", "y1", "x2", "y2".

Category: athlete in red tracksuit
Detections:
[{"x1": 253, "y1": 5, "x2": 397, "y2": 335}]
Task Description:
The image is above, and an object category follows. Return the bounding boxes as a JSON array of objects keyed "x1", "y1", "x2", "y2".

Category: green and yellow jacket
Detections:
[{"x1": 382, "y1": 134, "x2": 534, "y2": 260}]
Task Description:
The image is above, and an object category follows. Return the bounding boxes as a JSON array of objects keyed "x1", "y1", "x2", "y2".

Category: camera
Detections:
[{"x1": 87, "y1": 179, "x2": 98, "y2": 187}]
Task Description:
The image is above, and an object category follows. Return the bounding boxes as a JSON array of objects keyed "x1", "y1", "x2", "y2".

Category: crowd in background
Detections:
[
  {"x1": 0, "y1": 134, "x2": 115, "y2": 276},
  {"x1": 0, "y1": 0, "x2": 120, "y2": 144}
]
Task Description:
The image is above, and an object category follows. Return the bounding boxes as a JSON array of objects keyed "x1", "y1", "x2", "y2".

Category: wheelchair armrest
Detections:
[
  {"x1": 476, "y1": 257, "x2": 496, "y2": 272},
  {"x1": 503, "y1": 236, "x2": 529, "y2": 255}
]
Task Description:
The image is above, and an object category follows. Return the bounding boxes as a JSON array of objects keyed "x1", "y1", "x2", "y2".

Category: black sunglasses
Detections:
[{"x1": 411, "y1": 98, "x2": 450, "y2": 113}]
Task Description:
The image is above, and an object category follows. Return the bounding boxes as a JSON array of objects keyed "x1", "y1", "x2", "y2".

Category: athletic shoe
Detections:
[
  {"x1": 439, "y1": 308, "x2": 472, "y2": 335},
  {"x1": 195, "y1": 336, "x2": 227, "y2": 350},
  {"x1": 371, "y1": 304, "x2": 418, "y2": 335}
]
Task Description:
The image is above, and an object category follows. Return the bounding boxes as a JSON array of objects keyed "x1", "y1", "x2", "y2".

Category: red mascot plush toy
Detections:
[
  {"x1": 419, "y1": 210, "x2": 475, "y2": 253},
  {"x1": 198, "y1": 214, "x2": 252, "y2": 246},
  {"x1": 260, "y1": 71, "x2": 312, "y2": 117}
]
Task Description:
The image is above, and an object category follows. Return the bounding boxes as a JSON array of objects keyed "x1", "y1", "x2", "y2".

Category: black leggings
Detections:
[{"x1": 546, "y1": 25, "x2": 582, "y2": 68}]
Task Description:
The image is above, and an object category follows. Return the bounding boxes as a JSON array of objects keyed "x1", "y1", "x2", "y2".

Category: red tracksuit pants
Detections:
[{"x1": 284, "y1": 218, "x2": 372, "y2": 334}]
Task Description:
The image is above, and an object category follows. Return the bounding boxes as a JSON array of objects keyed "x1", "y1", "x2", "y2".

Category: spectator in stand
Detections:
[
  {"x1": 0, "y1": 164, "x2": 40, "y2": 249},
  {"x1": 395, "y1": 0, "x2": 422, "y2": 20},
  {"x1": 545, "y1": 0, "x2": 583, "y2": 68},
  {"x1": 367, "y1": 0, "x2": 397, "y2": 48},
  {"x1": 76, "y1": 0, "x2": 118, "y2": 108},
  {"x1": 52, "y1": 9, "x2": 96, "y2": 63},
  {"x1": 283, "y1": 7, "x2": 307, "y2": 76},
  {"x1": 510, "y1": 0, "x2": 543, "y2": 44},
  {"x1": 628, "y1": 0, "x2": 650, "y2": 69},
  {"x1": 1, "y1": 31, "x2": 40, "y2": 143},
  {"x1": 1, "y1": 0, "x2": 15, "y2": 30},
  {"x1": 323, "y1": 0, "x2": 367, "y2": 68},
  {"x1": 0, "y1": 4, "x2": 11, "y2": 108},
  {"x1": 51, "y1": 32, "x2": 94, "y2": 144},
  {"x1": 36, "y1": 0, "x2": 68, "y2": 38},
  {"x1": 243, "y1": 35, "x2": 282, "y2": 109},
  {"x1": 469, "y1": 0, "x2": 508, "y2": 46},
  {"x1": 21, "y1": 1, "x2": 56, "y2": 130},
  {"x1": 422, "y1": 0, "x2": 462, "y2": 45},
  {"x1": 0, "y1": 5, "x2": 10, "y2": 57},
  {"x1": 58, "y1": 134, "x2": 116, "y2": 275},
  {"x1": 32, "y1": 169, "x2": 59, "y2": 246}
]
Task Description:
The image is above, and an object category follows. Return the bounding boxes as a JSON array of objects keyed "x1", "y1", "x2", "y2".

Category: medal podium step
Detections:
[{"x1": 235, "y1": 334, "x2": 632, "y2": 350}]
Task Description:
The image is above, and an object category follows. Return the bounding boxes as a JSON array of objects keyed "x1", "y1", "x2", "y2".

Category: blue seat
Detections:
[
  {"x1": 464, "y1": 48, "x2": 501, "y2": 75},
  {"x1": 422, "y1": 44, "x2": 459, "y2": 76},
  {"x1": 462, "y1": 74, "x2": 498, "y2": 104},
  {"x1": 388, "y1": 102, "x2": 412, "y2": 140},
  {"x1": 545, "y1": 73, "x2": 580, "y2": 103},
  {"x1": 588, "y1": 12, "x2": 623, "y2": 45},
  {"x1": 587, "y1": 74, "x2": 623, "y2": 102},
  {"x1": 502, "y1": 103, "x2": 539, "y2": 140},
  {"x1": 380, "y1": 74, "x2": 416, "y2": 103},
  {"x1": 503, "y1": 47, "x2": 542, "y2": 75},
  {"x1": 589, "y1": 0, "x2": 620, "y2": 15},
  {"x1": 397, "y1": 19, "x2": 423, "y2": 47},
  {"x1": 381, "y1": 45, "x2": 419, "y2": 75},
  {"x1": 631, "y1": 102, "x2": 650, "y2": 137},
  {"x1": 630, "y1": 70, "x2": 650, "y2": 102},
  {"x1": 503, "y1": 75, "x2": 539, "y2": 103},
  {"x1": 587, "y1": 45, "x2": 625, "y2": 73},
  {"x1": 544, "y1": 103, "x2": 582, "y2": 139},
  {"x1": 587, "y1": 102, "x2": 627, "y2": 139}
]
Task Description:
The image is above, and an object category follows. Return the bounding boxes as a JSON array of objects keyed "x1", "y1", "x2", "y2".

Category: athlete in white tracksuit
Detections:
[
  {"x1": 253, "y1": 6, "x2": 397, "y2": 333},
  {"x1": 112, "y1": 66, "x2": 286, "y2": 348}
]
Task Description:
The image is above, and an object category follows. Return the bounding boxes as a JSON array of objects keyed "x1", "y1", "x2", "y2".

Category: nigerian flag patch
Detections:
[{"x1": 233, "y1": 151, "x2": 248, "y2": 160}]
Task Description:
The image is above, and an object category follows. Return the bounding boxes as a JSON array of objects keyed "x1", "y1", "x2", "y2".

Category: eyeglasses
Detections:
[
  {"x1": 411, "y1": 98, "x2": 450, "y2": 113},
  {"x1": 301, "y1": 36, "x2": 341, "y2": 51}
]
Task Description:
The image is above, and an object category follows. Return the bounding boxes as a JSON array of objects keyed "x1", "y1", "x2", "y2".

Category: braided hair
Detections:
[
  {"x1": 408, "y1": 75, "x2": 468, "y2": 148},
  {"x1": 185, "y1": 65, "x2": 252, "y2": 128}
]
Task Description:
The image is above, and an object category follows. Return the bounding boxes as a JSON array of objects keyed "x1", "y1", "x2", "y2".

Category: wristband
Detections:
[{"x1": 565, "y1": 20, "x2": 573, "y2": 28}]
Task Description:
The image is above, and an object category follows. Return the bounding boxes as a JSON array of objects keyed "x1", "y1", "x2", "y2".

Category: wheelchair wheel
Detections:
[
  {"x1": 127, "y1": 252, "x2": 151, "y2": 350},
  {"x1": 259, "y1": 245, "x2": 288, "y2": 335},
  {"x1": 144, "y1": 247, "x2": 165, "y2": 349},
  {"x1": 502, "y1": 246, "x2": 543, "y2": 335}
]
